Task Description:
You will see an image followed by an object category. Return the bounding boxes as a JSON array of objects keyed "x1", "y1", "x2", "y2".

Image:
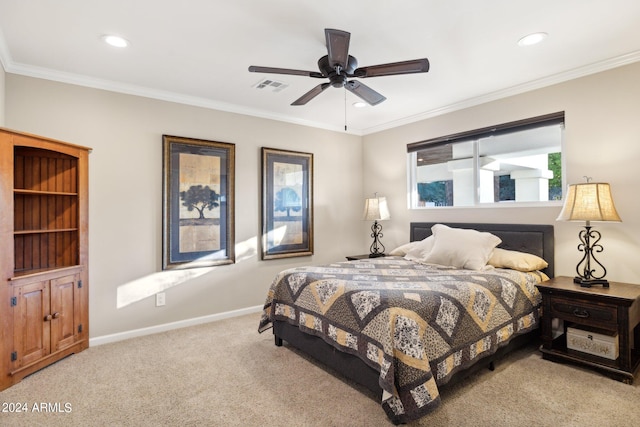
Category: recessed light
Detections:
[
  {"x1": 352, "y1": 102, "x2": 367, "y2": 108},
  {"x1": 102, "y1": 35, "x2": 129, "y2": 48},
  {"x1": 518, "y1": 32, "x2": 547, "y2": 47}
]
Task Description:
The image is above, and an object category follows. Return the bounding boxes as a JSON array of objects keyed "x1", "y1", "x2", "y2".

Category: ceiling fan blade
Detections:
[
  {"x1": 291, "y1": 83, "x2": 331, "y2": 106},
  {"x1": 248, "y1": 65, "x2": 324, "y2": 78},
  {"x1": 325, "y1": 29, "x2": 350, "y2": 70},
  {"x1": 352, "y1": 58, "x2": 430, "y2": 78},
  {"x1": 345, "y1": 81, "x2": 386, "y2": 106}
]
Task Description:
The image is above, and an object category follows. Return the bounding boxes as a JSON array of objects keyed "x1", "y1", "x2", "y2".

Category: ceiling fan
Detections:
[{"x1": 248, "y1": 28, "x2": 430, "y2": 106}]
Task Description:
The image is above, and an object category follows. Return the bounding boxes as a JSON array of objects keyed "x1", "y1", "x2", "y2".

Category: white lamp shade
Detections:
[
  {"x1": 363, "y1": 196, "x2": 391, "y2": 221},
  {"x1": 556, "y1": 182, "x2": 621, "y2": 222}
]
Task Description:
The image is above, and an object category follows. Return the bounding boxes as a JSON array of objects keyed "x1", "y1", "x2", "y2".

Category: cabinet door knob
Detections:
[
  {"x1": 52, "y1": 312, "x2": 60, "y2": 319},
  {"x1": 573, "y1": 308, "x2": 589, "y2": 318},
  {"x1": 44, "y1": 314, "x2": 52, "y2": 321}
]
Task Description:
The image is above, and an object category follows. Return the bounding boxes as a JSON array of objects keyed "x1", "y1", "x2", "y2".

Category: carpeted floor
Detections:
[{"x1": 1, "y1": 312, "x2": 638, "y2": 426}]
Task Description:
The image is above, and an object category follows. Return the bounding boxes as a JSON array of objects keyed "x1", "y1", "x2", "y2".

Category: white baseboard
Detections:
[{"x1": 89, "y1": 305, "x2": 263, "y2": 347}]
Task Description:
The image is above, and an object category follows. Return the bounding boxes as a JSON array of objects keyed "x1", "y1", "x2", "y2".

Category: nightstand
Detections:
[
  {"x1": 346, "y1": 254, "x2": 384, "y2": 261},
  {"x1": 536, "y1": 276, "x2": 640, "y2": 384}
]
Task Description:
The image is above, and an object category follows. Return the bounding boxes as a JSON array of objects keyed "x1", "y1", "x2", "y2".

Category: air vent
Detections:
[{"x1": 253, "y1": 79, "x2": 289, "y2": 92}]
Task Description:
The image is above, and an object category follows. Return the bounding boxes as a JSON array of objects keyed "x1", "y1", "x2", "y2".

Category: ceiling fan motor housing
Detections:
[{"x1": 318, "y1": 55, "x2": 358, "y2": 87}]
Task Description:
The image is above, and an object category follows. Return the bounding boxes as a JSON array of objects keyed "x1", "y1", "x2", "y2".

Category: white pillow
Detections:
[
  {"x1": 388, "y1": 240, "x2": 421, "y2": 256},
  {"x1": 422, "y1": 224, "x2": 501, "y2": 270},
  {"x1": 403, "y1": 236, "x2": 435, "y2": 261},
  {"x1": 488, "y1": 248, "x2": 548, "y2": 272}
]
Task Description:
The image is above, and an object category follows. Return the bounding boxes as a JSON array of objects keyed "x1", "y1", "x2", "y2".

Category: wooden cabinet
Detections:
[
  {"x1": 11, "y1": 268, "x2": 83, "y2": 369},
  {"x1": 536, "y1": 276, "x2": 640, "y2": 384},
  {"x1": 0, "y1": 128, "x2": 90, "y2": 391}
]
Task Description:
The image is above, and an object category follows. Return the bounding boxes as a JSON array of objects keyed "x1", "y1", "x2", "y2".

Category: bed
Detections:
[{"x1": 258, "y1": 222, "x2": 554, "y2": 424}]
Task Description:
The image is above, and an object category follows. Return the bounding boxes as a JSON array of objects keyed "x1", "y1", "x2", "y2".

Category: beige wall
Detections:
[
  {"x1": 5, "y1": 75, "x2": 364, "y2": 339},
  {"x1": 5, "y1": 62, "x2": 640, "y2": 340},
  {"x1": 363, "y1": 61, "x2": 640, "y2": 283}
]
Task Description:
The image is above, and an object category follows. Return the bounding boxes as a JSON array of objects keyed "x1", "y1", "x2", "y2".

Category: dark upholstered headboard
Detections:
[{"x1": 409, "y1": 222, "x2": 554, "y2": 278}]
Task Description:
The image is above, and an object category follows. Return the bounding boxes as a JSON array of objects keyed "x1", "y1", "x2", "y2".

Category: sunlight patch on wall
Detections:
[
  {"x1": 265, "y1": 225, "x2": 288, "y2": 246},
  {"x1": 116, "y1": 268, "x2": 211, "y2": 309},
  {"x1": 116, "y1": 235, "x2": 258, "y2": 308},
  {"x1": 235, "y1": 235, "x2": 258, "y2": 262}
]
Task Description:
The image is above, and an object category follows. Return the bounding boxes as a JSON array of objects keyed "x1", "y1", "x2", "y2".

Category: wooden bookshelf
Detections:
[{"x1": 0, "y1": 128, "x2": 91, "y2": 390}]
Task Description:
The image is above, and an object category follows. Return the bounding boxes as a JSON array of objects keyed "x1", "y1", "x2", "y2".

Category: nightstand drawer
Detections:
[{"x1": 550, "y1": 298, "x2": 617, "y2": 328}]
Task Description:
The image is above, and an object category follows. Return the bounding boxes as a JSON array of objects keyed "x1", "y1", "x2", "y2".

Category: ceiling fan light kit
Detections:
[{"x1": 249, "y1": 28, "x2": 429, "y2": 106}]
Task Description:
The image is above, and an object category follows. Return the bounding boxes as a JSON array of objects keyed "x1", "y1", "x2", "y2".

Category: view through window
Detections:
[{"x1": 408, "y1": 112, "x2": 564, "y2": 208}]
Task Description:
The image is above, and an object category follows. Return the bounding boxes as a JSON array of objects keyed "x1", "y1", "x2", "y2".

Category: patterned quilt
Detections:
[{"x1": 258, "y1": 257, "x2": 547, "y2": 424}]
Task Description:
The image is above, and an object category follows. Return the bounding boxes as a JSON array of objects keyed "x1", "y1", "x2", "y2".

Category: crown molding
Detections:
[
  {"x1": 361, "y1": 50, "x2": 640, "y2": 135},
  {"x1": 4, "y1": 60, "x2": 355, "y2": 133},
  {"x1": 2, "y1": 45, "x2": 638, "y2": 137}
]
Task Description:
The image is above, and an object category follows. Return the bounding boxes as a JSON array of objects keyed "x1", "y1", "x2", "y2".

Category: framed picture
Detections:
[
  {"x1": 162, "y1": 135, "x2": 235, "y2": 269},
  {"x1": 261, "y1": 147, "x2": 313, "y2": 260}
]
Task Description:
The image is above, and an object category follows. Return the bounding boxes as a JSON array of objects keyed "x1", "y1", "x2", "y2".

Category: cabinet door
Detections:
[
  {"x1": 50, "y1": 273, "x2": 80, "y2": 352},
  {"x1": 13, "y1": 280, "x2": 51, "y2": 368}
]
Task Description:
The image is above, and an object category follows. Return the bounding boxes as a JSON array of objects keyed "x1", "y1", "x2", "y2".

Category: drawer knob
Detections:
[{"x1": 573, "y1": 308, "x2": 590, "y2": 318}]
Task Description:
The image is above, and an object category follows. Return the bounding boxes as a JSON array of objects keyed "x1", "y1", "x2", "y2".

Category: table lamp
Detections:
[
  {"x1": 556, "y1": 179, "x2": 621, "y2": 287},
  {"x1": 362, "y1": 194, "x2": 390, "y2": 258}
]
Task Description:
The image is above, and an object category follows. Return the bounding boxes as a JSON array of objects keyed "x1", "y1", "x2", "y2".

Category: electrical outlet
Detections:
[{"x1": 156, "y1": 292, "x2": 166, "y2": 307}]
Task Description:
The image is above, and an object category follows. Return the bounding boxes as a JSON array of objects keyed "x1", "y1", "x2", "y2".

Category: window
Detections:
[{"x1": 408, "y1": 112, "x2": 564, "y2": 208}]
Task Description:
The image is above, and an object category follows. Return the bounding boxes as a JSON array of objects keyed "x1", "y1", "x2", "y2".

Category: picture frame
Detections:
[
  {"x1": 162, "y1": 135, "x2": 235, "y2": 269},
  {"x1": 261, "y1": 147, "x2": 313, "y2": 260}
]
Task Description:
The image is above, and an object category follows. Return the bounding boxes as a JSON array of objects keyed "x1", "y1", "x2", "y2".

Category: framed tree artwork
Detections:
[
  {"x1": 261, "y1": 147, "x2": 313, "y2": 260},
  {"x1": 162, "y1": 135, "x2": 235, "y2": 269}
]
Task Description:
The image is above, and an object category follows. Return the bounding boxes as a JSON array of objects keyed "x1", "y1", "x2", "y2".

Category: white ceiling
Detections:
[{"x1": 1, "y1": 0, "x2": 639, "y2": 135}]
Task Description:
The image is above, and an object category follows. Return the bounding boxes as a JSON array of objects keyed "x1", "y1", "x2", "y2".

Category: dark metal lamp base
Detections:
[
  {"x1": 369, "y1": 253, "x2": 385, "y2": 258},
  {"x1": 574, "y1": 277, "x2": 610, "y2": 288}
]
